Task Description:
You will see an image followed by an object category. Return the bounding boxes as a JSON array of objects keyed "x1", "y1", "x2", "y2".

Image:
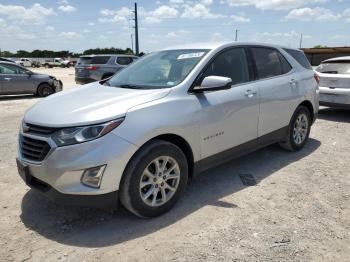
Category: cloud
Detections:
[
  {"x1": 58, "y1": 5, "x2": 76, "y2": 13},
  {"x1": 181, "y1": 3, "x2": 224, "y2": 19},
  {"x1": 165, "y1": 29, "x2": 190, "y2": 38},
  {"x1": 98, "y1": 7, "x2": 133, "y2": 25},
  {"x1": 231, "y1": 14, "x2": 250, "y2": 23},
  {"x1": 59, "y1": 31, "x2": 82, "y2": 39},
  {"x1": 0, "y1": 3, "x2": 55, "y2": 25},
  {"x1": 88, "y1": 22, "x2": 95, "y2": 26},
  {"x1": 285, "y1": 7, "x2": 341, "y2": 21},
  {"x1": 226, "y1": 0, "x2": 327, "y2": 10},
  {"x1": 143, "y1": 5, "x2": 178, "y2": 24},
  {"x1": 343, "y1": 8, "x2": 350, "y2": 22}
]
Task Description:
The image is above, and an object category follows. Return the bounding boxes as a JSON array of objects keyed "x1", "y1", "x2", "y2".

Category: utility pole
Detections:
[
  {"x1": 299, "y1": 33, "x2": 303, "y2": 49},
  {"x1": 131, "y1": 34, "x2": 134, "y2": 53},
  {"x1": 235, "y1": 29, "x2": 239, "y2": 41},
  {"x1": 134, "y1": 2, "x2": 139, "y2": 55}
]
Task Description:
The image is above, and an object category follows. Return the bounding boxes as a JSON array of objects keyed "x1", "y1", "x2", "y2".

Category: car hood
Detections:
[{"x1": 24, "y1": 82, "x2": 171, "y2": 127}]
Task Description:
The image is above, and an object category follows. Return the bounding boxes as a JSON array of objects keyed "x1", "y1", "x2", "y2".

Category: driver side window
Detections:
[{"x1": 201, "y1": 48, "x2": 250, "y2": 85}]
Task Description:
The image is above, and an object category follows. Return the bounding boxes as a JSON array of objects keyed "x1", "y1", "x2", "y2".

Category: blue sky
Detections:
[{"x1": 0, "y1": 0, "x2": 349, "y2": 53}]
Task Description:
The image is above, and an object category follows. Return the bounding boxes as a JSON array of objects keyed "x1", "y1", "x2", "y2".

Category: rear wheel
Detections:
[
  {"x1": 37, "y1": 84, "x2": 54, "y2": 97},
  {"x1": 279, "y1": 106, "x2": 311, "y2": 151},
  {"x1": 120, "y1": 140, "x2": 188, "y2": 218}
]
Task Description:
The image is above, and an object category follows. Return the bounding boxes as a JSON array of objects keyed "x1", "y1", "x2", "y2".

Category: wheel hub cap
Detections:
[{"x1": 139, "y1": 156, "x2": 180, "y2": 207}]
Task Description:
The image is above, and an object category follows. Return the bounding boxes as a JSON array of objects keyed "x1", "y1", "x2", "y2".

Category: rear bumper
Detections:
[
  {"x1": 319, "y1": 86, "x2": 350, "y2": 107},
  {"x1": 75, "y1": 77, "x2": 96, "y2": 85}
]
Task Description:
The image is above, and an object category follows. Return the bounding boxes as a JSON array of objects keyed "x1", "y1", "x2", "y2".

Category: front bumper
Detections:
[
  {"x1": 17, "y1": 131, "x2": 138, "y2": 208},
  {"x1": 319, "y1": 86, "x2": 350, "y2": 108},
  {"x1": 17, "y1": 158, "x2": 119, "y2": 210}
]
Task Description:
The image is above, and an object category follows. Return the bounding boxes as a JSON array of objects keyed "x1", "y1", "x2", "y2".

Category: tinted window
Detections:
[
  {"x1": 283, "y1": 48, "x2": 312, "y2": 69},
  {"x1": 77, "y1": 57, "x2": 92, "y2": 65},
  {"x1": 91, "y1": 56, "x2": 111, "y2": 64},
  {"x1": 117, "y1": 57, "x2": 133, "y2": 65},
  {"x1": 0, "y1": 64, "x2": 26, "y2": 74},
  {"x1": 252, "y1": 47, "x2": 286, "y2": 79},
  {"x1": 201, "y1": 48, "x2": 250, "y2": 85}
]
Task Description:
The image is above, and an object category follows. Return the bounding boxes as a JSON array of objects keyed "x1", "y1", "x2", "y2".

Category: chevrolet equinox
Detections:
[{"x1": 17, "y1": 42, "x2": 319, "y2": 217}]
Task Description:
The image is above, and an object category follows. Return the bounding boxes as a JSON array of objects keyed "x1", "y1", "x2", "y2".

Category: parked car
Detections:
[
  {"x1": 315, "y1": 56, "x2": 350, "y2": 109},
  {"x1": 42, "y1": 58, "x2": 71, "y2": 68},
  {"x1": 17, "y1": 42, "x2": 319, "y2": 217},
  {"x1": 0, "y1": 57, "x2": 16, "y2": 63},
  {"x1": 16, "y1": 58, "x2": 41, "y2": 68},
  {"x1": 75, "y1": 54, "x2": 138, "y2": 84},
  {"x1": 0, "y1": 61, "x2": 62, "y2": 96}
]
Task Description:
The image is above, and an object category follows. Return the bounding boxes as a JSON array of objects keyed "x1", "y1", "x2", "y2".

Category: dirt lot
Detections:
[{"x1": 0, "y1": 68, "x2": 349, "y2": 262}]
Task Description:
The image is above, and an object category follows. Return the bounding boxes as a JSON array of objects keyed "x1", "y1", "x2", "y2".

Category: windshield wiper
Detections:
[{"x1": 119, "y1": 84, "x2": 142, "y2": 89}]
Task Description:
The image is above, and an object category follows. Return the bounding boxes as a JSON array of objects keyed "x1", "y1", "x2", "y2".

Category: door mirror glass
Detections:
[{"x1": 193, "y1": 76, "x2": 232, "y2": 93}]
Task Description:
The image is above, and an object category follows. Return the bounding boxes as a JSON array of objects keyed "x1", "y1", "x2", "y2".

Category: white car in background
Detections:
[
  {"x1": 16, "y1": 58, "x2": 32, "y2": 67},
  {"x1": 315, "y1": 56, "x2": 350, "y2": 109}
]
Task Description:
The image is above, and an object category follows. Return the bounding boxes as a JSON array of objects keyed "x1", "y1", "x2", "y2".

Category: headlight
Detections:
[{"x1": 51, "y1": 118, "x2": 124, "y2": 146}]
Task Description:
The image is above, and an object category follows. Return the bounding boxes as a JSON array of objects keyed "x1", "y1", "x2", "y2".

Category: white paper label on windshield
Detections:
[{"x1": 177, "y1": 52, "x2": 205, "y2": 60}]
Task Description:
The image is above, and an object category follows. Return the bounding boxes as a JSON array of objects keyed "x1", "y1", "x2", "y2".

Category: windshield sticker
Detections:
[{"x1": 177, "y1": 52, "x2": 205, "y2": 60}]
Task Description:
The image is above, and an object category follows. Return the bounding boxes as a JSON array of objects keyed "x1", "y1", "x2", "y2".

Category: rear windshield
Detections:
[
  {"x1": 77, "y1": 56, "x2": 111, "y2": 65},
  {"x1": 315, "y1": 62, "x2": 350, "y2": 74},
  {"x1": 283, "y1": 48, "x2": 312, "y2": 69}
]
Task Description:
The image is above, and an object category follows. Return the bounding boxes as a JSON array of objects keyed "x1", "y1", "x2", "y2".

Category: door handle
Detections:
[
  {"x1": 4, "y1": 78, "x2": 11, "y2": 81},
  {"x1": 244, "y1": 89, "x2": 257, "y2": 98},
  {"x1": 290, "y1": 79, "x2": 297, "y2": 87}
]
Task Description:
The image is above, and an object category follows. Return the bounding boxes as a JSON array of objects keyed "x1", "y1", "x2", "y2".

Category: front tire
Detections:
[
  {"x1": 120, "y1": 140, "x2": 188, "y2": 218},
  {"x1": 279, "y1": 105, "x2": 311, "y2": 151},
  {"x1": 37, "y1": 84, "x2": 54, "y2": 97}
]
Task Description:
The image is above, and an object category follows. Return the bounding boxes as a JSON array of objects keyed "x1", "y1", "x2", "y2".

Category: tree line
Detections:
[{"x1": 0, "y1": 47, "x2": 144, "y2": 58}]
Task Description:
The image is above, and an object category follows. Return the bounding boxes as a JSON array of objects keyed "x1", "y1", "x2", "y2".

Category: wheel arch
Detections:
[
  {"x1": 124, "y1": 133, "x2": 195, "y2": 180},
  {"x1": 298, "y1": 100, "x2": 315, "y2": 123}
]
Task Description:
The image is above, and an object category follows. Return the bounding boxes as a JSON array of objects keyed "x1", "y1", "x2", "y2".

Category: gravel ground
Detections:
[{"x1": 0, "y1": 68, "x2": 349, "y2": 262}]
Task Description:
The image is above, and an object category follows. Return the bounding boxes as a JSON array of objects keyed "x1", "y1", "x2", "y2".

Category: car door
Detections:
[
  {"x1": 196, "y1": 47, "x2": 259, "y2": 159},
  {"x1": 250, "y1": 47, "x2": 299, "y2": 137},
  {"x1": 0, "y1": 63, "x2": 35, "y2": 94}
]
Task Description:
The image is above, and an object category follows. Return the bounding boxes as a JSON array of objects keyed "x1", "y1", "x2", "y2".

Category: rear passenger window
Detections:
[
  {"x1": 91, "y1": 56, "x2": 111, "y2": 64},
  {"x1": 117, "y1": 57, "x2": 133, "y2": 65},
  {"x1": 252, "y1": 47, "x2": 289, "y2": 79},
  {"x1": 201, "y1": 48, "x2": 250, "y2": 85}
]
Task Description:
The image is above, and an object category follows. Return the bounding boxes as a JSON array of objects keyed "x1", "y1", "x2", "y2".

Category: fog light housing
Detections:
[{"x1": 81, "y1": 165, "x2": 106, "y2": 188}]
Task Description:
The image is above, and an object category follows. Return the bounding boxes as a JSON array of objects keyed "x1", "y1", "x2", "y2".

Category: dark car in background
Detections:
[
  {"x1": 75, "y1": 54, "x2": 138, "y2": 84},
  {"x1": 0, "y1": 62, "x2": 62, "y2": 97}
]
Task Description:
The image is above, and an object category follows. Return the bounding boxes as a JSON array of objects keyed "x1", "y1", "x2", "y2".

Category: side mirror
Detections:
[
  {"x1": 192, "y1": 76, "x2": 232, "y2": 93},
  {"x1": 26, "y1": 71, "x2": 33, "y2": 76}
]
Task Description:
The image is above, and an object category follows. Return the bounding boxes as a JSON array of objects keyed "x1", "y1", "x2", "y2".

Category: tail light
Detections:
[
  {"x1": 86, "y1": 66, "x2": 97, "y2": 70},
  {"x1": 314, "y1": 73, "x2": 320, "y2": 85}
]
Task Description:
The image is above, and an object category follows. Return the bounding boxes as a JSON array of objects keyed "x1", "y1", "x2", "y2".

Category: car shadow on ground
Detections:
[
  {"x1": 0, "y1": 94, "x2": 37, "y2": 101},
  {"x1": 318, "y1": 108, "x2": 350, "y2": 123},
  {"x1": 20, "y1": 138, "x2": 321, "y2": 248}
]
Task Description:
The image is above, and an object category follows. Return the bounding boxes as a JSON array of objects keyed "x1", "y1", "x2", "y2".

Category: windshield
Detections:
[
  {"x1": 316, "y1": 61, "x2": 350, "y2": 74},
  {"x1": 106, "y1": 49, "x2": 209, "y2": 89}
]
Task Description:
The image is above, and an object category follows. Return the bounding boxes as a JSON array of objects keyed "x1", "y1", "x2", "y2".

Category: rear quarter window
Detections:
[
  {"x1": 283, "y1": 48, "x2": 312, "y2": 70},
  {"x1": 116, "y1": 57, "x2": 133, "y2": 65}
]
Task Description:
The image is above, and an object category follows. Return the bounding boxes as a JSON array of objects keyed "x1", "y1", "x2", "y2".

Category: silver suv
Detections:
[
  {"x1": 17, "y1": 42, "x2": 319, "y2": 217},
  {"x1": 75, "y1": 54, "x2": 138, "y2": 84}
]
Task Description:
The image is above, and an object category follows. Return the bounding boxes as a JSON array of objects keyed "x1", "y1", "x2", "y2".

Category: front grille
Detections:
[
  {"x1": 20, "y1": 135, "x2": 51, "y2": 162},
  {"x1": 25, "y1": 123, "x2": 58, "y2": 136}
]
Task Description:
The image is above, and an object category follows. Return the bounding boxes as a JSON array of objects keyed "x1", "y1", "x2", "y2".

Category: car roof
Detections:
[
  {"x1": 162, "y1": 41, "x2": 294, "y2": 51},
  {"x1": 79, "y1": 54, "x2": 137, "y2": 58},
  {"x1": 322, "y1": 56, "x2": 350, "y2": 63}
]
